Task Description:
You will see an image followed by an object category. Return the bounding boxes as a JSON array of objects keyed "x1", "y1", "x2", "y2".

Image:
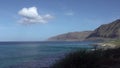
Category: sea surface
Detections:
[{"x1": 0, "y1": 41, "x2": 97, "y2": 68}]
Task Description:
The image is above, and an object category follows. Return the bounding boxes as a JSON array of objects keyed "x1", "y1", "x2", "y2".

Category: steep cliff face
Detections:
[
  {"x1": 87, "y1": 19, "x2": 120, "y2": 39},
  {"x1": 48, "y1": 31, "x2": 92, "y2": 41}
]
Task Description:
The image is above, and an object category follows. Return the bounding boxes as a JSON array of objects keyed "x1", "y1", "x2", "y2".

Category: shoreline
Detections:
[{"x1": 92, "y1": 40, "x2": 120, "y2": 50}]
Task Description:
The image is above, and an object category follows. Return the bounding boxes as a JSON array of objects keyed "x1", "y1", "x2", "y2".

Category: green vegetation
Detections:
[
  {"x1": 51, "y1": 48, "x2": 120, "y2": 68},
  {"x1": 102, "y1": 40, "x2": 120, "y2": 48},
  {"x1": 109, "y1": 40, "x2": 120, "y2": 46}
]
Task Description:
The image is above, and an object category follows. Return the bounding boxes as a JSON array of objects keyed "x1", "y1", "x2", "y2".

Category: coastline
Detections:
[{"x1": 92, "y1": 40, "x2": 120, "y2": 50}]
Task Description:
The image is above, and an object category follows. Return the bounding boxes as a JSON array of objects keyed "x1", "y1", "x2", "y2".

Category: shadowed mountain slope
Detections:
[{"x1": 87, "y1": 19, "x2": 120, "y2": 40}]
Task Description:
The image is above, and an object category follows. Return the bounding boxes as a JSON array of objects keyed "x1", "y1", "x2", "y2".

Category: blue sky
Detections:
[{"x1": 0, "y1": 0, "x2": 120, "y2": 41}]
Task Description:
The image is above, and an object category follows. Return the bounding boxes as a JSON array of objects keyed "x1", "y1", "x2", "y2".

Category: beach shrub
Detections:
[{"x1": 51, "y1": 48, "x2": 120, "y2": 68}]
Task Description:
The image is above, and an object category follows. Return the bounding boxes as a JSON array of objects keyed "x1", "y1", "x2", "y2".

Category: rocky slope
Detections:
[
  {"x1": 48, "y1": 19, "x2": 120, "y2": 41},
  {"x1": 87, "y1": 19, "x2": 120, "y2": 40},
  {"x1": 48, "y1": 31, "x2": 92, "y2": 41}
]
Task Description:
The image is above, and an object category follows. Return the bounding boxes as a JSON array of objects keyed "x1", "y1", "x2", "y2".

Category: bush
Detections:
[{"x1": 51, "y1": 48, "x2": 120, "y2": 68}]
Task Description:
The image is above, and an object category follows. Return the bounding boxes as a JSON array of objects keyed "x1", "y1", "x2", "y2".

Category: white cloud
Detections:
[
  {"x1": 65, "y1": 12, "x2": 74, "y2": 16},
  {"x1": 18, "y1": 7, "x2": 53, "y2": 24}
]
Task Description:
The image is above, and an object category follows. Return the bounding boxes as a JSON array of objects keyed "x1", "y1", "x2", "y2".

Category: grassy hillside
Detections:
[{"x1": 109, "y1": 40, "x2": 120, "y2": 46}]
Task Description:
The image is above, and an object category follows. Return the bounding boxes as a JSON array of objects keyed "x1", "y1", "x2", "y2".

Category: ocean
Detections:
[{"x1": 0, "y1": 41, "x2": 96, "y2": 68}]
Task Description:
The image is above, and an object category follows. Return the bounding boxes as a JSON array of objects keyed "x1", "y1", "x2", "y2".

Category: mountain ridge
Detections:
[
  {"x1": 48, "y1": 19, "x2": 120, "y2": 41},
  {"x1": 86, "y1": 19, "x2": 120, "y2": 40},
  {"x1": 48, "y1": 31, "x2": 92, "y2": 41}
]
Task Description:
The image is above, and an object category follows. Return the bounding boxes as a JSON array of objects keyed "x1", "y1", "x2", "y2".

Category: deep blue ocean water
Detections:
[{"x1": 0, "y1": 41, "x2": 97, "y2": 68}]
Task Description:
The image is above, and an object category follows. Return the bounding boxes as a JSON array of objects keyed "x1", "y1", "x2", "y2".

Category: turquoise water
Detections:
[{"x1": 0, "y1": 41, "x2": 95, "y2": 68}]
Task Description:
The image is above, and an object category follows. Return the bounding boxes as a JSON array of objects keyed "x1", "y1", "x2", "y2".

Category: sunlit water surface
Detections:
[{"x1": 0, "y1": 41, "x2": 97, "y2": 68}]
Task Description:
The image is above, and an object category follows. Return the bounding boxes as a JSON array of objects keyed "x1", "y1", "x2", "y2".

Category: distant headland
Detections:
[{"x1": 48, "y1": 19, "x2": 120, "y2": 41}]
